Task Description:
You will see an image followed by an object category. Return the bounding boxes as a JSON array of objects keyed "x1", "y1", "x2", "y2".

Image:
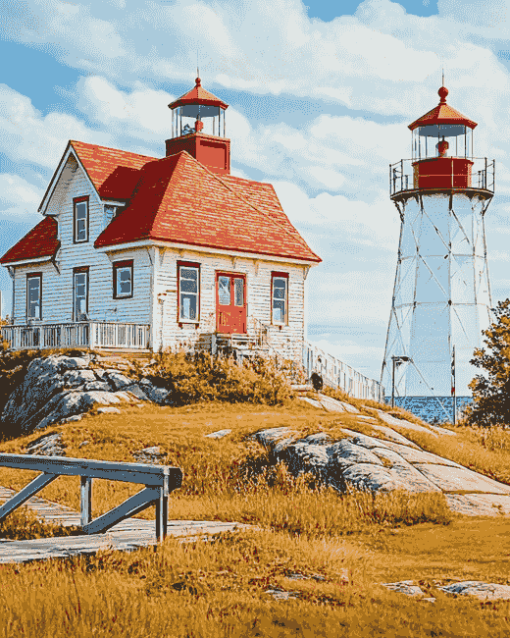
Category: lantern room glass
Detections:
[
  {"x1": 412, "y1": 125, "x2": 474, "y2": 160},
  {"x1": 171, "y1": 105, "x2": 226, "y2": 138}
]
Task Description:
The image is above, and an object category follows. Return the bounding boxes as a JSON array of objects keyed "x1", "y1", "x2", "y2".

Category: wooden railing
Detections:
[
  {"x1": 1, "y1": 322, "x2": 151, "y2": 351},
  {"x1": 0, "y1": 455, "x2": 182, "y2": 542}
]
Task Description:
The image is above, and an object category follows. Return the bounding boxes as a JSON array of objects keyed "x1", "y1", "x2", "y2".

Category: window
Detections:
[
  {"x1": 74, "y1": 196, "x2": 89, "y2": 243},
  {"x1": 27, "y1": 274, "x2": 42, "y2": 320},
  {"x1": 74, "y1": 268, "x2": 89, "y2": 320},
  {"x1": 178, "y1": 261, "x2": 200, "y2": 322},
  {"x1": 113, "y1": 260, "x2": 133, "y2": 299},
  {"x1": 271, "y1": 272, "x2": 289, "y2": 325}
]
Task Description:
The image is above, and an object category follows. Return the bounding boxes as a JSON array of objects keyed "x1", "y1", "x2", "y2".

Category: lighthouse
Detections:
[{"x1": 381, "y1": 85, "x2": 495, "y2": 422}]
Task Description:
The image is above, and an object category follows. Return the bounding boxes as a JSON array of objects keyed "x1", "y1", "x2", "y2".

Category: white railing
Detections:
[
  {"x1": 303, "y1": 340, "x2": 384, "y2": 402},
  {"x1": 1, "y1": 322, "x2": 151, "y2": 351}
]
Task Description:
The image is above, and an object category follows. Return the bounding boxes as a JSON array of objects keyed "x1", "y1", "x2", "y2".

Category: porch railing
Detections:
[{"x1": 1, "y1": 322, "x2": 151, "y2": 351}]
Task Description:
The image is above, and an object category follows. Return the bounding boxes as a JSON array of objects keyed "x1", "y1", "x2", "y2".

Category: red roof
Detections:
[
  {"x1": 70, "y1": 140, "x2": 156, "y2": 200},
  {"x1": 168, "y1": 77, "x2": 229, "y2": 111},
  {"x1": 95, "y1": 151, "x2": 320, "y2": 263},
  {"x1": 0, "y1": 216, "x2": 59, "y2": 264},
  {"x1": 409, "y1": 86, "x2": 477, "y2": 131}
]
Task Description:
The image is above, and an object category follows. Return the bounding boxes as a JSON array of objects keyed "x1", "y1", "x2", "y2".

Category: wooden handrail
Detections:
[{"x1": 0, "y1": 454, "x2": 183, "y2": 542}]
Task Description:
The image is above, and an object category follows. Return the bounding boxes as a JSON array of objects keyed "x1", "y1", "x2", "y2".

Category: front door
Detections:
[{"x1": 216, "y1": 273, "x2": 246, "y2": 334}]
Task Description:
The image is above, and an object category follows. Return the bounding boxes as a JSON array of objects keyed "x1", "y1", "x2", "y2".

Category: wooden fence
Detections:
[{"x1": 0, "y1": 455, "x2": 182, "y2": 542}]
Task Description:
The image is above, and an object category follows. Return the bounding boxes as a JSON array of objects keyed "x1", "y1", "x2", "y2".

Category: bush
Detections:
[
  {"x1": 0, "y1": 344, "x2": 43, "y2": 418},
  {"x1": 139, "y1": 351, "x2": 293, "y2": 406}
]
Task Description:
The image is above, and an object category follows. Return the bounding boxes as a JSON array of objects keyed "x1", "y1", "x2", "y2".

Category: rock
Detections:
[
  {"x1": 133, "y1": 446, "x2": 165, "y2": 464},
  {"x1": 382, "y1": 581, "x2": 426, "y2": 597},
  {"x1": 32, "y1": 390, "x2": 133, "y2": 431},
  {"x1": 438, "y1": 582, "x2": 510, "y2": 600},
  {"x1": 444, "y1": 493, "x2": 510, "y2": 516},
  {"x1": 104, "y1": 370, "x2": 133, "y2": 391},
  {"x1": 138, "y1": 379, "x2": 171, "y2": 405},
  {"x1": 97, "y1": 407, "x2": 121, "y2": 415},
  {"x1": 125, "y1": 384, "x2": 149, "y2": 401},
  {"x1": 83, "y1": 381, "x2": 111, "y2": 392},
  {"x1": 79, "y1": 440, "x2": 89, "y2": 448},
  {"x1": 62, "y1": 369, "x2": 97, "y2": 387},
  {"x1": 205, "y1": 429, "x2": 232, "y2": 439},
  {"x1": 414, "y1": 464, "x2": 510, "y2": 495},
  {"x1": 264, "y1": 588, "x2": 299, "y2": 601},
  {"x1": 369, "y1": 424, "x2": 421, "y2": 448},
  {"x1": 299, "y1": 396, "x2": 322, "y2": 409},
  {"x1": 368, "y1": 409, "x2": 439, "y2": 437},
  {"x1": 26, "y1": 432, "x2": 66, "y2": 457},
  {"x1": 60, "y1": 414, "x2": 83, "y2": 424}
]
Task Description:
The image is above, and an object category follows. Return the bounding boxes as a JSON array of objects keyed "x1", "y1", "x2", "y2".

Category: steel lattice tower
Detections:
[{"x1": 381, "y1": 86, "x2": 495, "y2": 421}]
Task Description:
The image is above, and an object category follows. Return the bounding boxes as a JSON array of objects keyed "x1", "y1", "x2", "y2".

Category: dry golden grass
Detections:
[
  {"x1": 1, "y1": 398, "x2": 510, "y2": 635},
  {"x1": 0, "y1": 504, "x2": 79, "y2": 540},
  {"x1": 1, "y1": 528, "x2": 510, "y2": 638}
]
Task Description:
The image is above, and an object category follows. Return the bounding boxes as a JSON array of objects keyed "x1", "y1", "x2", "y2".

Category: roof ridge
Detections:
[
  {"x1": 70, "y1": 140, "x2": 158, "y2": 161},
  {"x1": 177, "y1": 153, "x2": 319, "y2": 260}
]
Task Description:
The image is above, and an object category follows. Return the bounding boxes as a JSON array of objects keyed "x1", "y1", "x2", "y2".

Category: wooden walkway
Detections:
[{"x1": 0, "y1": 485, "x2": 250, "y2": 564}]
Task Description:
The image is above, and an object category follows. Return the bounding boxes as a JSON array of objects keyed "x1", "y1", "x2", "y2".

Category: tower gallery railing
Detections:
[{"x1": 390, "y1": 157, "x2": 495, "y2": 198}]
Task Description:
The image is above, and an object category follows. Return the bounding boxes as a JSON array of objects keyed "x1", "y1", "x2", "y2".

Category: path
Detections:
[{"x1": 0, "y1": 485, "x2": 250, "y2": 564}]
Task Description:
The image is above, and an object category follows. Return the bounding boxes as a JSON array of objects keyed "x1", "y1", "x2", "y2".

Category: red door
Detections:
[{"x1": 216, "y1": 273, "x2": 247, "y2": 334}]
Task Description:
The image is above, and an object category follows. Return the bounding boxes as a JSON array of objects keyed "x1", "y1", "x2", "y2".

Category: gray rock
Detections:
[
  {"x1": 97, "y1": 407, "x2": 121, "y2": 415},
  {"x1": 438, "y1": 581, "x2": 510, "y2": 600},
  {"x1": 62, "y1": 369, "x2": 97, "y2": 387},
  {"x1": 138, "y1": 380, "x2": 171, "y2": 405},
  {"x1": 264, "y1": 588, "x2": 299, "y2": 601},
  {"x1": 205, "y1": 429, "x2": 232, "y2": 439},
  {"x1": 32, "y1": 390, "x2": 133, "y2": 430},
  {"x1": 415, "y1": 463, "x2": 510, "y2": 494},
  {"x1": 79, "y1": 440, "x2": 89, "y2": 448},
  {"x1": 104, "y1": 371, "x2": 133, "y2": 390},
  {"x1": 83, "y1": 381, "x2": 111, "y2": 392},
  {"x1": 444, "y1": 493, "x2": 510, "y2": 516},
  {"x1": 382, "y1": 581, "x2": 426, "y2": 597},
  {"x1": 26, "y1": 432, "x2": 66, "y2": 457},
  {"x1": 125, "y1": 384, "x2": 149, "y2": 401},
  {"x1": 133, "y1": 446, "x2": 165, "y2": 464},
  {"x1": 60, "y1": 414, "x2": 83, "y2": 424}
]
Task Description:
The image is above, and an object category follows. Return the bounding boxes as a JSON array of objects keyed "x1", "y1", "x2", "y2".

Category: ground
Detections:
[{"x1": 0, "y1": 399, "x2": 509, "y2": 637}]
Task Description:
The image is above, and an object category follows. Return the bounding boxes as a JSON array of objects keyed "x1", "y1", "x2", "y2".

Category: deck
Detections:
[{"x1": 0, "y1": 485, "x2": 251, "y2": 564}]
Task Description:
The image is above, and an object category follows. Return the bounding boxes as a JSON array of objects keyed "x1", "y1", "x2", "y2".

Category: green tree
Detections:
[{"x1": 467, "y1": 298, "x2": 510, "y2": 427}]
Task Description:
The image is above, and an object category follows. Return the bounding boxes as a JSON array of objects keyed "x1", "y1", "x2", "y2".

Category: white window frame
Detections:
[
  {"x1": 74, "y1": 198, "x2": 89, "y2": 243},
  {"x1": 26, "y1": 274, "x2": 42, "y2": 321},
  {"x1": 271, "y1": 273, "x2": 288, "y2": 326},
  {"x1": 178, "y1": 263, "x2": 200, "y2": 323}
]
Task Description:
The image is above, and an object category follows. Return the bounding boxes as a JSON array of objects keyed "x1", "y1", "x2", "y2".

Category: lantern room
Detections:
[
  {"x1": 409, "y1": 86, "x2": 477, "y2": 190},
  {"x1": 165, "y1": 76, "x2": 231, "y2": 175}
]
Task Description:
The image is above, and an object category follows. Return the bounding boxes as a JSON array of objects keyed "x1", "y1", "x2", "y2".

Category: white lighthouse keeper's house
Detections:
[{"x1": 0, "y1": 76, "x2": 322, "y2": 361}]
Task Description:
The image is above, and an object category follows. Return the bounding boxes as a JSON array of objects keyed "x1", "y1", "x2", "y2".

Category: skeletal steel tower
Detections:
[{"x1": 381, "y1": 86, "x2": 495, "y2": 421}]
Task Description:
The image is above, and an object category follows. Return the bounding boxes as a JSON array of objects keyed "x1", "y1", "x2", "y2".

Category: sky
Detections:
[{"x1": 1, "y1": 0, "x2": 510, "y2": 382}]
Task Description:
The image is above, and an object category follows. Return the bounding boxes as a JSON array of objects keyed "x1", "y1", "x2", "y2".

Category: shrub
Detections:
[{"x1": 139, "y1": 351, "x2": 292, "y2": 406}]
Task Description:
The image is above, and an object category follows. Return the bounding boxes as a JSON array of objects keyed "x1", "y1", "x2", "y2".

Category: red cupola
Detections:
[
  {"x1": 409, "y1": 86, "x2": 477, "y2": 190},
  {"x1": 166, "y1": 76, "x2": 230, "y2": 175}
]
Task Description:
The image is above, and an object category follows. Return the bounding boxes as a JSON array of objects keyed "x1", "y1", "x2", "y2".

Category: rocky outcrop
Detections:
[
  {"x1": 253, "y1": 418, "x2": 510, "y2": 515},
  {"x1": 0, "y1": 354, "x2": 172, "y2": 434}
]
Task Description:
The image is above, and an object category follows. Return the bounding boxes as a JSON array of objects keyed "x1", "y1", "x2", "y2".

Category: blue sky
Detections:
[{"x1": 1, "y1": 0, "x2": 510, "y2": 382}]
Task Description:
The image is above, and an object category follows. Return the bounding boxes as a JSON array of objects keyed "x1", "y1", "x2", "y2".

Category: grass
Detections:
[{"x1": 0, "y1": 394, "x2": 510, "y2": 636}]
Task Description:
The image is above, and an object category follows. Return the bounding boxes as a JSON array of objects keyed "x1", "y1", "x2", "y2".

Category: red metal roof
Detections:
[
  {"x1": 168, "y1": 77, "x2": 229, "y2": 111},
  {"x1": 0, "y1": 216, "x2": 59, "y2": 264},
  {"x1": 95, "y1": 151, "x2": 321, "y2": 263},
  {"x1": 409, "y1": 86, "x2": 477, "y2": 131}
]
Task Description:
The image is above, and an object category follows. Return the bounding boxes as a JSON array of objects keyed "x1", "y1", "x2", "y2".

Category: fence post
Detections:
[
  {"x1": 80, "y1": 476, "x2": 93, "y2": 526},
  {"x1": 155, "y1": 474, "x2": 169, "y2": 542}
]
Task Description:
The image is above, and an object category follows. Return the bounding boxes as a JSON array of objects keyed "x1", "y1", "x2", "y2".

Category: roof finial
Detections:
[
  {"x1": 196, "y1": 50, "x2": 201, "y2": 87},
  {"x1": 438, "y1": 69, "x2": 448, "y2": 104}
]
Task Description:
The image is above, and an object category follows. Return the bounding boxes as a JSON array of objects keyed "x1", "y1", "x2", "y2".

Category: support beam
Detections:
[
  {"x1": 0, "y1": 473, "x2": 58, "y2": 523},
  {"x1": 82, "y1": 487, "x2": 160, "y2": 536}
]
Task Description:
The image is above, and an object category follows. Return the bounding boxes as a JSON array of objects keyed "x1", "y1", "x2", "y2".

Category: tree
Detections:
[{"x1": 467, "y1": 299, "x2": 510, "y2": 427}]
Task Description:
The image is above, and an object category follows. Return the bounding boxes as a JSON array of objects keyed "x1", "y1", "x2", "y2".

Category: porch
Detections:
[{"x1": 1, "y1": 322, "x2": 151, "y2": 351}]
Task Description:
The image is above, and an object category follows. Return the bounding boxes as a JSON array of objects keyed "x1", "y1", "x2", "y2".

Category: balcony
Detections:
[
  {"x1": 390, "y1": 157, "x2": 495, "y2": 199},
  {"x1": 1, "y1": 322, "x2": 151, "y2": 351}
]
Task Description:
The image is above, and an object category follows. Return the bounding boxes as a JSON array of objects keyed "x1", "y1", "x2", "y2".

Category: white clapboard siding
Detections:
[
  {"x1": 154, "y1": 248, "x2": 306, "y2": 361},
  {"x1": 12, "y1": 154, "x2": 152, "y2": 327}
]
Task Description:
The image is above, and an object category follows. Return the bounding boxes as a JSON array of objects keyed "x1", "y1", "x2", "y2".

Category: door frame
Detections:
[{"x1": 215, "y1": 271, "x2": 247, "y2": 334}]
